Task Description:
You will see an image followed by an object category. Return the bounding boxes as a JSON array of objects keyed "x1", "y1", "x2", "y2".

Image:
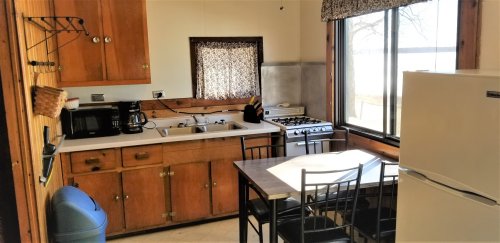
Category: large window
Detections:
[{"x1": 336, "y1": 0, "x2": 458, "y2": 144}]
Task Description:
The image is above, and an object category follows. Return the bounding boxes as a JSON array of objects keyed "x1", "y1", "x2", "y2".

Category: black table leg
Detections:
[
  {"x1": 238, "y1": 172, "x2": 248, "y2": 243},
  {"x1": 269, "y1": 199, "x2": 277, "y2": 243}
]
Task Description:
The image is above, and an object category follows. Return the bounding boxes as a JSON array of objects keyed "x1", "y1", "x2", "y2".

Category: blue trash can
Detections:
[{"x1": 52, "y1": 186, "x2": 108, "y2": 243}]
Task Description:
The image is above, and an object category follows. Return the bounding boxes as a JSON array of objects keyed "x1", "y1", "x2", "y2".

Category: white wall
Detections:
[
  {"x1": 479, "y1": 0, "x2": 500, "y2": 70},
  {"x1": 64, "y1": 0, "x2": 326, "y2": 103}
]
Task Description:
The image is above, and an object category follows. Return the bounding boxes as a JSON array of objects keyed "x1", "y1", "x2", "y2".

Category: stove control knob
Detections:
[
  {"x1": 294, "y1": 130, "x2": 299, "y2": 135},
  {"x1": 321, "y1": 127, "x2": 326, "y2": 132},
  {"x1": 314, "y1": 128, "x2": 319, "y2": 132}
]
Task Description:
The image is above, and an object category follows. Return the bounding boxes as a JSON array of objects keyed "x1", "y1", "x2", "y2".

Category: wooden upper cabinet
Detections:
[{"x1": 54, "y1": 0, "x2": 150, "y2": 87}]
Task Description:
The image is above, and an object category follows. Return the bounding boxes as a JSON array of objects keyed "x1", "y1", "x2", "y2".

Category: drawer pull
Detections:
[
  {"x1": 85, "y1": 157, "x2": 100, "y2": 164},
  {"x1": 135, "y1": 152, "x2": 150, "y2": 160}
]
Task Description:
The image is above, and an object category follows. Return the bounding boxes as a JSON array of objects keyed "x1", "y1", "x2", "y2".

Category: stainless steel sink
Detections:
[{"x1": 157, "y1": 121, "x2": 246, "y2": 137}]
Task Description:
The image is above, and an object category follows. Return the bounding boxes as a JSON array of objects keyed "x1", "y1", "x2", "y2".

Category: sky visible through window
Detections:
[{"x1": 344, "y1": 0, "x2": 458, "y2": 136}]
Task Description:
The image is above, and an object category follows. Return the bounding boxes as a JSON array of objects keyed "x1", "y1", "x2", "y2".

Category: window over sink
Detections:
[{"x1": 189, "y1": 37, "x2": 263, "y2": 100}]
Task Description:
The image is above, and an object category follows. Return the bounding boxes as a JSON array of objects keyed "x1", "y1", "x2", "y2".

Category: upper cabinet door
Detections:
[
  {"x1": 54, "y1": 0, "x2": 106, "y2": 83},
  {"x1": 101, "y1": 0, "x2": 150, "y2": 82},
  {"x1": 54, "y1": 0, "x2": 150, "y2": 87}
]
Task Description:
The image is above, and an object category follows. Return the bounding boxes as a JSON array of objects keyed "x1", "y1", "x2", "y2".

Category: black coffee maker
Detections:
[{"x1": 118, "y1": 101, "x2": 148, "y2": 134}]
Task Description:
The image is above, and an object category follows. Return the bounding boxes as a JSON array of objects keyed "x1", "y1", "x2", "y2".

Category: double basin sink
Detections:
[{"x1": 157, "y1": 121, "x2": 246, "y2": 137}]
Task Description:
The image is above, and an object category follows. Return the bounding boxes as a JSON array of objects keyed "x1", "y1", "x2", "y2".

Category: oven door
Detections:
[{"x1": 286, "y1": 133, "x2": 333, "y2": 156}]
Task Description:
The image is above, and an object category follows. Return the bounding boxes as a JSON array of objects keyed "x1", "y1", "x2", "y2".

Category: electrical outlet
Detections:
[
  {"x1": 91, "y1": 94, "x2": 105, "y2": 102},
  {"x1": 152, "y1": 90, "x2": 166, "y2": 99}
]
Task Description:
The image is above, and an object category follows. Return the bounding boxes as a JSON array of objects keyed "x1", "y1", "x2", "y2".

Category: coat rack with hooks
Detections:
[{"x1": 23, "y1": 15, "x2": 89, "y2": 73}]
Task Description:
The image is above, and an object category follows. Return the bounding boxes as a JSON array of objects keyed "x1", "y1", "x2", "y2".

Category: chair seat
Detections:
[
  {"x1": 278, "y1": 216, "x2": 351, "y2": 243},
  {"x1": 249, "y1": 197, "x2": 302, "y2": 223},
  {"x1": 348, "y1": 208, "x2": 397, "y2": 240}
]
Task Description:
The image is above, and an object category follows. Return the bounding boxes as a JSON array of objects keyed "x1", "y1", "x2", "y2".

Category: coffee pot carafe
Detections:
[{"x1": 119, "y1": 101, "x2": 148, "y2": 134}]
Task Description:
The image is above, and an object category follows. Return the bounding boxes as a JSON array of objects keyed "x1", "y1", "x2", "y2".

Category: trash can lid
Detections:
[{"x1": 52, "y1": 186, "x2": 108, "y2": 239}]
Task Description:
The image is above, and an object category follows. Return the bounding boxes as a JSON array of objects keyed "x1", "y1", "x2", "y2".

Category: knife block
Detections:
[{"x1": 243, "y1": 104, "x2": 262, "y2": 123}]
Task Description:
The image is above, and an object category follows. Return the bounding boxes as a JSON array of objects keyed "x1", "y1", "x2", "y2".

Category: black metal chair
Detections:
[
  {"x1": 240, "y1": 133, "x2": 303, "y2": 243},
  {"x1": 304, "y1": 127, "x2": 369, "y2": 214},
  {"x1": 348, "y1": 161, "x2": 399, "y2": 243},
  {"x1": 277, "y1": 164, "x2": 364, "y2": 243},
  {"x1": 304, "y1": 127, "x2": 349, "y2": 155}
]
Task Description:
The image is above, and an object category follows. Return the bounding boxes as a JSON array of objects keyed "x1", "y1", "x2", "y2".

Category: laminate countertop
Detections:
[{"x1": 59, "y1": 113, "x2": 280, "y2": 153}]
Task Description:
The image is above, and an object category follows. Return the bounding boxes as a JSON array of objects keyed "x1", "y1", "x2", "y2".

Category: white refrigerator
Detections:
[{"x1": 396, "y1": 70, "x2": 500, "y2": 242}]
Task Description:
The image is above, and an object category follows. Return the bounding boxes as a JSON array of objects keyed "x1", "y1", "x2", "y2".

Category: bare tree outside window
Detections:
[{"x1": 341, "y1": 0, "x2": 458, "y2": 138}]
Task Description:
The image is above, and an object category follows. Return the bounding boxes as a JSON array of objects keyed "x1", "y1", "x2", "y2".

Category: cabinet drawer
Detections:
[
  {"x1": 122, "y1": 144, "x2": 162, "y2": 167},
  {"x1": 70, "y1": 149, "x2": 117, "y2": 173}
]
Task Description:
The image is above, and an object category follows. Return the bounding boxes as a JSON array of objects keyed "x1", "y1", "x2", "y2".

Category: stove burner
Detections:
[{"x1": 271, "y1": 116, "x2": 322, "y2": 126}]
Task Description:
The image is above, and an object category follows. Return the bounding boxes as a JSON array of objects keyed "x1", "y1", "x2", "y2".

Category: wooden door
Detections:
[
  {"x1": 210, "y1": 159, "x2": 240, "y2": 215},
  {"x1": 121, "y1": 166, "x2": 167, "y2": 230},
  {"x1": 170, "y1": 162, "x2": 211, "y2": 222},
  {"x1": 53, "y1": 0, "x2": 106, "y2": 84},
  {"x1": 101, "y1": 0, "x2": 150, "y2": 82},
  {"x1": 73, "y1": 172, "x2": 124, "y2": 234}
]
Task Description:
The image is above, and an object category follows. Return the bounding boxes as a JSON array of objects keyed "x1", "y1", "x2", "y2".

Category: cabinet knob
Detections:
[
  {"x1": 124, "y1": 194, "x2": 129, "y2": 200},
  {"x1": 142, "y1": 64, "x2": 149, "y2": 70},
  {"x1": 104, "y1": 36, "x2": 112, "y2": 44},
  {"x1": 213, "y1": 181, "x2": 217, "y2": 187},
  {"x1": 114, "y1": 195, "x2": 121, "y2": 201},
  {"x1": 204, "y1": 184, "x2": 209, "y2": 189},
  {"x1": 92, "y1": 36, "x2": 100, "y2": 43}
]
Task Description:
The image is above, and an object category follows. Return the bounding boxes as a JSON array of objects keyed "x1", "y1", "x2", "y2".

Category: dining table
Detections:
[{"x1": 233, "y1": 149, "x2": 398, "y2": 243}]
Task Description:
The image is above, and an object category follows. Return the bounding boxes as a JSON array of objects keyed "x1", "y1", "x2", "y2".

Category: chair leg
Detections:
[{"x1": 258, "y1": 222, "x2": 263, "y2": 243}]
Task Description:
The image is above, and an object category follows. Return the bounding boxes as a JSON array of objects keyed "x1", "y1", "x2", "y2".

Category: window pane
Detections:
[
  {"x1": 395, "y1": 0, "x2": 458, "y2": 136},
  {"x1": 345, "y1": 12, "x2": 386, "y2": 132}
]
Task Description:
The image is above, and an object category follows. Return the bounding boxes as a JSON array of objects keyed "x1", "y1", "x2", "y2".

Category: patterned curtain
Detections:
[
  {"x1": 195, "y1": 42, "x2": 260, "y2": 100},
  {"x1": 321, "y1": 0, "x2": 428, "y2": 21}
]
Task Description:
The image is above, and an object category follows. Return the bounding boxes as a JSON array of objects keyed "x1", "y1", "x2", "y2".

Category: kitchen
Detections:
[{"x1": 0, "y1": 0, "x2": 498, "y2": 242}]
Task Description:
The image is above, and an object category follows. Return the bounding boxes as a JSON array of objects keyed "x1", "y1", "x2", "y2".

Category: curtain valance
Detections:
[{"x1": 321, "y1": 0, "x2": 427, "y2": 21}]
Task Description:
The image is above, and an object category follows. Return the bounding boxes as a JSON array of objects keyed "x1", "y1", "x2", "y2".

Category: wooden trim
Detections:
[
  {"x1": 0, "y1": 0, "x2": 38, "y2": 241},
  {"x1": 141, "y1": 97, "x2": 256, "y2": 110},
  {"x1": 457, "y1": 0, "x2": 480, "y2": 69},
  {"x1": 58, "y1": 78, "x2": 150, "y2": 87},
  {"x1": 349, "y1": 134, "x2": 399, "y2": 160},
  {"x1": 326, "y1": 21, "x2": 333, "y2": 122}
]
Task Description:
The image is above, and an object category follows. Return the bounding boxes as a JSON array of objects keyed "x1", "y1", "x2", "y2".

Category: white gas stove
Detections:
[{"x1": 263, "y1": 106, "x2": 334, "y2": 156}]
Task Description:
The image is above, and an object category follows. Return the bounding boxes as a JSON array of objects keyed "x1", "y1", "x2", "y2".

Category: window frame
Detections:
[
  {"x1": 189, "y1": 36, "x2": 264, "y2": 99},
  {"x1": 333, "y1": 1, "x2": 473, "y2": 147}
]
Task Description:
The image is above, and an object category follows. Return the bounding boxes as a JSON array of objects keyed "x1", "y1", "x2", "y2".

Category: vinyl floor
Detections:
[{"x1": 108, "y1": 217, "x2": 277, "y2": 243}]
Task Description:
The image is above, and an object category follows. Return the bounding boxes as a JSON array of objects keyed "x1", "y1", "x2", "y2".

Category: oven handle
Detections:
[{"x1": 295, "y1": 141, "x2": 307, "y2": 146}]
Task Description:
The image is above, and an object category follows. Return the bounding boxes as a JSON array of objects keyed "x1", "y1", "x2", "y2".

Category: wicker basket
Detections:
[{"x1": 33, "y1": 86, "x2": 67, "y2": 118}]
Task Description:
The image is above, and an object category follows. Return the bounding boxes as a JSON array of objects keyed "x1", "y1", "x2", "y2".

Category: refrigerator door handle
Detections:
[{"x1": 402, "y1": 169, "x2": 499, "y2": 207}]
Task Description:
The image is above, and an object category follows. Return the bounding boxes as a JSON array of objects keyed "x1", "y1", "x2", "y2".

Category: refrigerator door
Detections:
[
  {"x1": 399, "y1": 71, "x2": 500, "y2": 202},
  {"x1": 396, "y1": 172, "x2": 500, "y2": 242}
]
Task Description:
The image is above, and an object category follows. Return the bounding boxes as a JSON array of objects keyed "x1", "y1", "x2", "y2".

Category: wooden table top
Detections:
[{"x1": 234, "y1": 149, "x2": 398, "y2": 200}]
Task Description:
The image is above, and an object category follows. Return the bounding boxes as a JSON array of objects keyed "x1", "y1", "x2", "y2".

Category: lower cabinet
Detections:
[
  {"x1": 122, "y1": 166, "x2": 167, "y2": 229},
  {"x1": 170, "y1": 162, "x2": 211, "y2": 222},
  {"x1": 72, "y1": 166, "x2": 167, "y2": 234},
  {"x1": 167, "y1": 138, "x2": 243, "y2": 221},
  {"x1": 73, "y1": 172, "x2": 124, "y2": 234},
  {"x1": 60, "y1": 134, "x2": 269, "y2": 236}
]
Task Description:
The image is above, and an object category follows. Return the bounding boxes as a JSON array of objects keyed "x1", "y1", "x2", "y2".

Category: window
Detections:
[
  {"x1": 335, "y1": 0, "x2": 458, "y2": 144},
  {"x1": 190, "y1": 37, "x2": 263, "y2": 100}
]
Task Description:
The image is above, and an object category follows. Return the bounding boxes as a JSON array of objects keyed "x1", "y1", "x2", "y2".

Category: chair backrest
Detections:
[
  {"x1": 375, "y1": 161, "x2": 399, "y2": 240},
  {"x1": 240, "y1": 133, "x2": 286, "y2": 160},
  {"x1": 304, "y1": 127, "x2": 349, "y2": 154},
  {"x1": 300, "y1": 164, "x2": 364, "y2": 243}
]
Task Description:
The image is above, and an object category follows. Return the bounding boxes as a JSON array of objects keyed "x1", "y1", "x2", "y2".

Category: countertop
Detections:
[{"x1": 59, "y1": 113, "x2": 280, "y2": 153}]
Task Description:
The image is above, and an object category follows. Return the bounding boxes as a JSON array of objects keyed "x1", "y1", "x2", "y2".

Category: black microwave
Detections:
[{"x1": 61, "y1": 106, "x2": 121, "y2": 139}]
